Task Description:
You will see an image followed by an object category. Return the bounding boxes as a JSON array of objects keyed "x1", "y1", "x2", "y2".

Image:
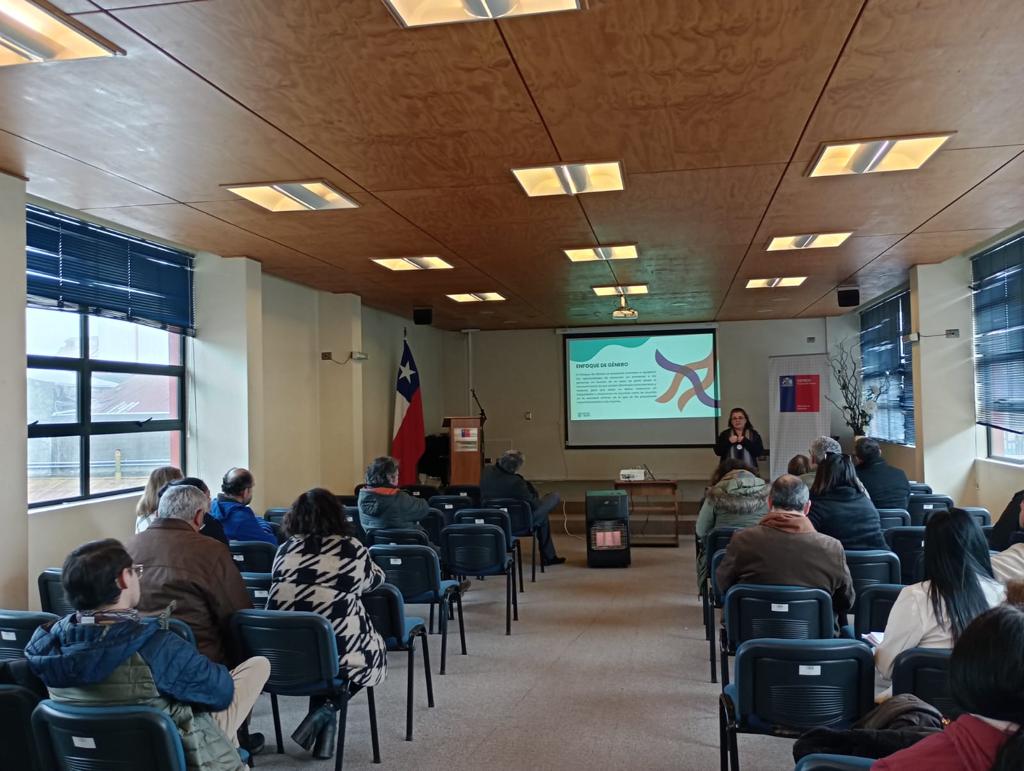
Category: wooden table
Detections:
[{"x1": 613, "y1": 480, "x2": 679, "y2": 547}]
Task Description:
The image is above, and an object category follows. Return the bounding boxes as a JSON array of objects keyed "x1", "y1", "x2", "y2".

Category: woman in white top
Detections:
[
  {"x1": 134, "y1": 465, "x2": 182, "y2": 533},
  {"x1": 876, "y1": 508, "x2": 1005, "y2": 684}
]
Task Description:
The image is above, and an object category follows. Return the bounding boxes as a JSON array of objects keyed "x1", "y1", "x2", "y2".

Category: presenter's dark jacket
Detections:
[
  {"x1": 808, "y1": 485, "x2": 888, "y2": 551},
  {"x1": 988, "y1": 489, "x2": 1024, "y2": 551},
  {"x1": 714, "y1": 429, "x2": 764, "y2": 462},
  {"x1": 479, "y1": 464, "x2": 541, "y2": 509},
  {"x1": 855, "y1": 457, "x2": 911, "y2": 510},
  {"x1": 358, "y1": 485, "x2": 429, "y2": 532}
]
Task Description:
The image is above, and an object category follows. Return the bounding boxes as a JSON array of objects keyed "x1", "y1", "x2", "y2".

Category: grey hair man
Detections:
[
  {"x1": 479, "y1": 449, "x2": 565, "y2": 566},
  {"x1": 127, "y1": 482, "x2": 252, "y2": 666},
  {"x1": 802, "y1": 436, "x2": 843, "y2": 487}
]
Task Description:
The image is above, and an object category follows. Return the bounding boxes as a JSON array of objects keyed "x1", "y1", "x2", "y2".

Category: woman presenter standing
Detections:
[{"x1": 714, "y1": 407, "x2": 764, "y2": 470}]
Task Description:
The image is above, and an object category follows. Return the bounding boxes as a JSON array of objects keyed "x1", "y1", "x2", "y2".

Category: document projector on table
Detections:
[{"x1": 619, "y1": 468, "x2": 646, "y2": 482}]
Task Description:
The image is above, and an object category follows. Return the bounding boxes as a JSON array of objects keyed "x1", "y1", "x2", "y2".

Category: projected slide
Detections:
[{"x1": 564, "y1": 331, "x2": 719, "y2": 447}]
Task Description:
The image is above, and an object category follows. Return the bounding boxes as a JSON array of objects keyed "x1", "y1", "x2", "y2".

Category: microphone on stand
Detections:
[{"x1": 471, "y1": 388, "x2": 487, "y2": 425}]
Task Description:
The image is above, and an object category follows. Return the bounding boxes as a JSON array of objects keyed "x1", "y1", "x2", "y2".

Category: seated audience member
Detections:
[
  {"x1": 160, "y1": 476, "x2": 228, "y2": 545},
  {"x1": 872, "y1": 604, "x2": 1024, "y2": 770},
  {"x1": 809, "y1": 453, "x2": 888, "y2": 550},
  {"x1": 479, "y1": 449, "x2": 565, "y2": 566},
  {"x1": 803, "y1": 436, "x2": 842, "y2": 487},
  {"x1": 875, "y1": 509, "x2": 1004, "y2": 694},
  {"x1": 358, "y1": 456, "x2": 432, "y2": 533},
  {"x1": 268, "y1": 488, "x2": 386, "y2": 758},
  {"x1": 854, "y1": 436, "x2": 911, "y2": 510},
  {"x1": 992, "y1": 498, "x2": 1024, "y2": 582},
  {"x1": 716, "y1": 475, "x2": 855, "y2": 632},
  {"x1": 135, "y1": 465, "x2": 183, "y2": 533},
  {"x1": 787, "y1": 454, "x2": 812, "y2": 477},
  {"x1": 989, "y1": 489, "x2": 1024, "y2": 552},
  {"x1": 695, "y1": 461, "x2": 768, "y2": 585},
  {"x1": 127, "y1": 484, "x2": 252, "y2": 665},
  {"x1": 210, "y1": 468, "x2": 277, "y2": 545},
  {"x1": 25, "y1": 539, "x2": 269, "y2": 770}
]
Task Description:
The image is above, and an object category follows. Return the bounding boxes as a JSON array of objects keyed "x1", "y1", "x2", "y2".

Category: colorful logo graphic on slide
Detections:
[
  {"x1": 567, "y1": 335, "x2": 719, "y2": 420},
  {"x1": 779, "y1": 374, "x2": 821, "y2": 412}
]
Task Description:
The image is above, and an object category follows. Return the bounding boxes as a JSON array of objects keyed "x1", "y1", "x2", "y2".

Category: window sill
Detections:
[
  {"x1": 977, "y1": 456, "x2": 1024, "y2": 470},
  {"x1": 29, "y1": 491, "x2": 138, "y2": 516}
]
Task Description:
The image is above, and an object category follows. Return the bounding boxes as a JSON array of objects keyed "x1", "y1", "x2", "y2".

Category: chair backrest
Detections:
[
  {"x1": 853, "y1": 584, "x2": 902, "y2": 638},
  {"x1": 723, "y1": 585, "x2": 833, "y2": 652},
  {"x1": 366, "y1": 528, "x2": 431, "y2": 548},
  {"x1": 892, "y1": 647, "x2": 958, "y2": 718},
  {"x1": 0, "y1": 684, "x2": 44, "y2": 771},
  {"x1": 441, "y1": 485, "x2": 481, "y2": 506},
  {"x1": 794, "y1": 754, "x2": 874, "y2": 770},
  {"x1": 709, "y1": 549, "x2": 728, "y2": 605},
  {"x1": 37, "y1": 569, "x2": 74, "y2": 616},
  {"x1": 959, "y1": 507, "x2": 992, "y2": 527},
  {"x1": 227, "y1": 541, "x2": 277, "y2": 573},
  {"x1": 843, "y1": 550, "x2": 901, "y2": 595},
  {"x1": 240, "y1": 572, "x2": 272, "y2": 610},
  {"x1": 883, "y1": 527, "x2": 926, "y2": 584},
  {"x1": 368, "y1": 544, "x2": 442, "y2": 602},
  {"x1": 420, "y1": 508, "x2": 445, "y2": 546},
  {"x1": 344, "y1": 506, "x2": 368, "y2": 544},
  {"x1": 336, "y1": 494, "x2": 358, "y2": 507},
  {"x1": 401, "y1": 484, "x2": 439, "y2": 500},
  {"x1": 704, "y1": 526, "x2": 740, "y2": 557},
  {"x1": 231, "y1": 610, "x2": 339, "y2": 695},
  {"x1": 482, "y1": 498, "x2": 534, "y2": 536},
  {"x1": 427, "y1": 495, "x2": 477, "y2": 524},
  {"x1": 907, "y1": 494, "x2": 954, "y2": 526},
  {"x1": 454, "y1": 509, "x2": 513, "y2": 548},
  {"x1": 876, "y1": 509, "x2": 911, "y2": 530},
  {"x1": 733, "y1": 638, "x2": 875, "y2": 730},
  {"x1": 165, "y1": 618, "x2": 196, "y2": 645},
  {"x1": 33, "y1": 699, "x2": 187, "y2": 771},
  {"x1": 354, "y1": 483, "x2": 366, "y2": 495},
  {"x1": 908, "y1": 482, "x2": 933, "y2": 495},
  {"x1": 263, "y1": 507, "x2": 288, "y2": 526},
  {"x1": 441, "y1": 524, "x2": 508, "y2": 575},
  {"x1": 0, "y1": 611, "x2": 58, "y2": 661},
  {"x1": 361, "y1": 583, "x2": 406, "y2": 650}
]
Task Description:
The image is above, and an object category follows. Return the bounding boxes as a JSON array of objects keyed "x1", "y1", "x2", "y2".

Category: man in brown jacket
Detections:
[
  {"x1": 126, "y1": 483, "x2": 252, "y2": 665},
  {"x1": 716, "y1": 474, "x2": 855, "y2": 632}
]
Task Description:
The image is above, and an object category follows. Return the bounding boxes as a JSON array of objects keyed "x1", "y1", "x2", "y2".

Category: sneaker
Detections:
[{"x1": 244, "y1": 732, "x2": 265, "y2": 756}]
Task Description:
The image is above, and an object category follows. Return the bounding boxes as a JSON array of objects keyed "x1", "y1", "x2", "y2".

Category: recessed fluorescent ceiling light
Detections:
[
  {"x1": 373, "y1": 256, "x2": 453, "y2": 271},
  {"x1": 224, "y1": 181, "x2": 358, "y2": 212},
  {"x1": 447, "y1": 292, "x2": 505, "y2": 302},
  {"x1": 382, "y1": 0, "x2": 580, "y2": 28},
  {"x1": 564, "y1": 244, "x2": 638, "y2": 262},
  {"x1": 512, "y1": 162, "x2": 624, "y2": 197},
  {"x1": 809, "y1": 134, "x2": 953, "y2": 177},
  {"x1": 767, "y1": 232, "x2": 852, "y2": 251},
  {"x1": 0, "y1": 0, "x2": 123, "y2": 66},
  {"x1": 592, "y1": 284, "x2": 648, "y2": 297},
  {"x1": 746, "y1": 277, "x2": 807, "y2": 289}
]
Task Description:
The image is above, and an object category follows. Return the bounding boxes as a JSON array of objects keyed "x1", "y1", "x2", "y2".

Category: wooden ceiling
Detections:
[{"x1": 5, "y1": 0, "x2": 1024, "y2": 329}]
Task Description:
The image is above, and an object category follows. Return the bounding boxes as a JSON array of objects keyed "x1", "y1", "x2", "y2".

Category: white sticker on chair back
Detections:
[
  {"x1": 798, "y1": 665, "x2": 821, "y2": 676},
  {"x1": 770, "y1": 603, "x2": 789, "y2": 612}
]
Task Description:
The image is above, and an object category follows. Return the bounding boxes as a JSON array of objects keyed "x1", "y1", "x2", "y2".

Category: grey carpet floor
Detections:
[{"x1": 248, "y1": 534, "x2": 797, "y2": 771}]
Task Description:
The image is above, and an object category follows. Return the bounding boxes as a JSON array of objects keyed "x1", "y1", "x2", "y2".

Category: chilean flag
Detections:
[{"x1": 391, "y1": 336, "x2": 425, "y2": 485}]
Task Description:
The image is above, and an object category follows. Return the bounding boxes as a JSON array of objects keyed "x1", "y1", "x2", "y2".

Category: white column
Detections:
[{"x1": 318, "y1": 293, "x2": 365, "y2": 493}]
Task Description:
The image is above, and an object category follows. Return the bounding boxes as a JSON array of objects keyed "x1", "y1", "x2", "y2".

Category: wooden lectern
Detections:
[{"x1": 442, "y1": 416, "x2": 484, "y2": 485}]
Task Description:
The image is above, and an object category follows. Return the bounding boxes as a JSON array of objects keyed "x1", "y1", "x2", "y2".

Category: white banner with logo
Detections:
[{"x1": 768, "y1": 354, "x2": 832, "y2": 482}]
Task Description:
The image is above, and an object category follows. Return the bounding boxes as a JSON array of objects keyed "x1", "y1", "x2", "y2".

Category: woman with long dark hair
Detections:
[
  {"x1": 714, "y1": 407, "x2": 764, "y2": 468},
  {"x1": 873, "y1": 604, "x2": 1024, "y2": 770},
  {"x1": 808, "y1": 452, "x2": 886, "y2": 550},
  {"x1": 875, "y1": 509, "x2": 1005, "y2": 687}
]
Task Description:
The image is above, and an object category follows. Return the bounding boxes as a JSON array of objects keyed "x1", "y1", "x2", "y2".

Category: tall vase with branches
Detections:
[{"x1": 825, "y1": 338, "x2": 890, "y2": 436}]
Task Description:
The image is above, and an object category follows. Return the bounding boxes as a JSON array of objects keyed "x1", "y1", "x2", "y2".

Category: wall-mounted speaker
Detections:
[
  {"x1": 413, "y1": 307, "x2": 433, "y2": 325},
  {"x1": 837, "y1": 288, "x2": 861, "y2": 308}
]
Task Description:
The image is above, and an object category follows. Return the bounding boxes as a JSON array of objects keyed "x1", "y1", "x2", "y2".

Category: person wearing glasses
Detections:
[
  {"x1": 808, "y1": 452, "x2": 887, "y2": 550},
  {"x1": 26, "y1": 538, "x2": 269, "y2": 770}
]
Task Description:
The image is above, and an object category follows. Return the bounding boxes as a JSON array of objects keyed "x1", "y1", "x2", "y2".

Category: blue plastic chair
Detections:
[
  {"x1": 877, "y1": 509, "x2": 910, "y2": 530},
  {"x1": 37, "y1": 569, "x2": 74, "y2": 616},
  {"x1": 240, "y1": 572, "x2": 272, "y2": 610},
  {"x1": 907, "y1": 494, "x2": 954, "y2": 526},
  {"x1": 427, "y1": 495, "x2": 477, "y2": 524},
  {"x1": 0, "y1": 684, "x2": 44, "y2": 771},
  {"x1": 928, "y1": 506, "x2": 990, "y2": 528},
  {"x1": 344, "y1": 506, "x2": 369, "y2": 545},
  {"x1": 231, "y1": 609, "x2": 379, "y2": 769},
  {"x1": 844, "y1": 550, "x2": 901, "y2": 595},
  {"x1": 719, "y1": 638, "x2": 875, "y2": 771},
  {"x1": 908, "y1": 482, "x2": 932, "y2": 495},
  {"x1": 454, "y1": 509, "x2": 520, "y2": 607},
  {"x1": 892, "y1": 647, "x2": 957, "y2": 718},
  {"x1": 701, "y1": 528, "x2": 740, "y2": 642},
  {"x1": 420, "y1": 508, "x2": 445, "y2": 549},
  {"x1": 707, "y1": 549, "x2": 728, "y2": 683},
  {"x1": 720, "y1": 585, "x2": 834, "y2": 688},
  {"x1": 263, "y1": 508, "x2": 288, "y2": 526},
  {"x1": 794, "y1": 754, "x2": 873, "y2": 770},
  {"x1": 401, "y1": 484, "x2": 439, "y2": 500},
  {"x1": 883, "y1": 526, "x2": 926, "y2": 584},
  {"x1": 336, "y1": 495, "x2": 358, "y2": 508},
  {"x1": 0, "y1": 610, "x2": 57, "y2": 661},
  {"x1": 362, "y1": 584, "x2": 434, "y2": 741},
  {"x1": 484, "y1": 497, "x2": 542, "y2": 586},
  {"x1": 228, "y1": 540, "x2": 277, "y2": 573},
  {"x1": 368, "y1": 544, "x2": 464, "y2": 674},
  {"x1": 853, "y1": 584, "x2": 902, "y2": 639},
  {"x1": 442, "y1": 523, "x2": 517, "y2": 636},
  {"x1": 441, "y1": 485, "x2": 481, "y2": 506},
  {"x1": 365, "y1": 529, "x2": 432, "y2": 548},
  {"x1": 33, "y1": 699, "x2": 187, "y2": 771}
]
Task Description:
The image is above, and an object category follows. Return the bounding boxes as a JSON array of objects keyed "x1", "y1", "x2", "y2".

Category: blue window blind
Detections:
[
  {"x1": 26, "y1": 205, "x2": 194, "y2": 334},
  {"x1": 972, "y1": 233, "x2": 1024, "y2": 434},
  {"x1": 860, "y1": 291, "x2": 915, "y2": 445}
]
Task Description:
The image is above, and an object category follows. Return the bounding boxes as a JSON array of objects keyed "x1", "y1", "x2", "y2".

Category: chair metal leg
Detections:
[
  {"x1": 539, "y1": 529, "x2": 546, "y2": 574},
  {"x1": 419, "y1": 632, "x2": 435, "y2": 707},
  {"x1": 455, "y1": 592, "x2": 467, "y2": 654},
  {"x1": 720, "y1": 644, "x2": 730, "y2": 689},
  {"x1": 718, "y1": 696, "x2": 728, "y2": 771},
  {"x1": 709, "y1": 609, "x2": 718, "y2": 683},
  {"x1": 270, "y1": 693, "x2": 283, "y2": 754},
  {"x1": 367, "y1": 687, "x2": 381, "y2": 763},
  {"x1": 505, "y1": 566, "x2": 512, "y2": 635},
  {"x1": 511, "y1": 563, "x2": 519, "y2": 621},
  {"x1": 428, "y1": 602, "x2": 434, "y2": 634},
  {"x1": 531, "y1": 535, "x2": 537, "y2": 583},
  {"x1": 439, "y1": 596, "x2": 449, "y2": 675},
  {"x1": 334, "y1": 691, "x2": 349, "y2": 771},
  {"x1": 701, "y1": 584, "x2": 711, "y2": 641},
  {"x1": 516, "y1": 541, "x2": 524, "y2": 593},
  {"x1": 405, "y1": 645, "x2": 414, "y2": 741}
]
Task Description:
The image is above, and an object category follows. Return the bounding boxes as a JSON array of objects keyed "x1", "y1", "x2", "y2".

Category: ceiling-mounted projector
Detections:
[{"x1": 611, "y1": 295, "x2": 638, "y2": 320}]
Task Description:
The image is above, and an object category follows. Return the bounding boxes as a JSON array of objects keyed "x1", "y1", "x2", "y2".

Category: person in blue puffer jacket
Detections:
[
  {"x1": 210, "y1": 467, "x2": 278, "y2": 545},
  {"x1": 25, "y1": 538, "x2": 270, "y2": 771}
]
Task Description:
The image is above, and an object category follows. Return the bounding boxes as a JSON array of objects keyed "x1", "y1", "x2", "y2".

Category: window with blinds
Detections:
[
  {"x1": 972, "y1": 233, "x2": 1024, "y2": 445},
  {"x1": 860, "y1": 291, "x2": 915, "y2": 445}
]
